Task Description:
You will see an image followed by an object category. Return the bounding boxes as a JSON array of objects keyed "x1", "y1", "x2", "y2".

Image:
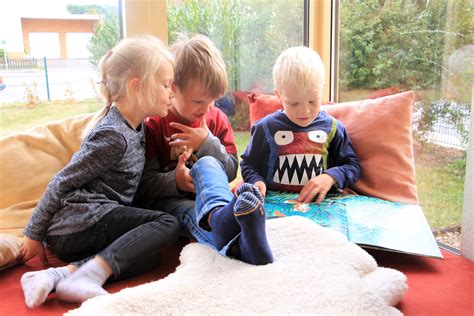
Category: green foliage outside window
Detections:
[
  {"x1": 339, "y1": 0, "x2": 473, "y2": 145},
  {"x1": 167, "y1": 0, "x2": 304, "y2": 93},
  {"x1": 68, "y1": 4, "x2": 121, "y2": 66}
]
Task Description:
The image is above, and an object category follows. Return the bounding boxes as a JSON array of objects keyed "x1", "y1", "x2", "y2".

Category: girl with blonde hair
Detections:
[{"x1": 18, "y1": 36, "x2": 180, "y2": 307}]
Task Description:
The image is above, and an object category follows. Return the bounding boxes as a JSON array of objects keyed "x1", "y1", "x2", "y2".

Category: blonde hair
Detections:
[
  {"x1": 171, "y1": 34, "x2": 228, "y2": 99},
  {"x1": 98, "y1": 35, "x2": 175, "y2": 109},
  {"x1": 273, "y1": 46, "x2": 325, "y2": 97}
]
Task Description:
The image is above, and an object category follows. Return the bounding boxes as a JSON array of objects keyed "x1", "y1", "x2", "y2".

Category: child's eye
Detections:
[{"x1": 163, "y1": 81, "x2": 173, "y2": 89}]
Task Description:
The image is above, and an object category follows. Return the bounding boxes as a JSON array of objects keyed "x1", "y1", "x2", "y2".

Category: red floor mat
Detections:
[
  {"x1": 0, "y1": 241, "x2": 185, "y2": 315},
  {"x1": 370, "y1": 248, "x2": 474, "y2": 316},
  {"x1": 1, "y1": 245, "x2": 472, "y2": 315}
]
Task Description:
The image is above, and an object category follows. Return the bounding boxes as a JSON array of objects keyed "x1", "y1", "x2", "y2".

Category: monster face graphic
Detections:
[{"x1": 271, "y1": 130, "x2": 329, "y2": 192}]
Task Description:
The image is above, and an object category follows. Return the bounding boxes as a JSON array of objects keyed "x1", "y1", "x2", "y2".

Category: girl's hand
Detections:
[
  {"x1": 169, "y1": 116, "x2": 209, "y2": 151},
  {"x1": 18, "y1": 236, "x2": 48, "y2": 265},
  {"x1": 175, "y1": 147, "x2": 195, "y2": 193},
  {"x1": 298, "y1": 174, "x2": 336, "y2": 204},
  {"x1": 254, "y1": 181, "x2": 267, "y2": 199}
]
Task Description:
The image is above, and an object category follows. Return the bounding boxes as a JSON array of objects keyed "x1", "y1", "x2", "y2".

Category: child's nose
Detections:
[{"x1": 303, "y1": 103, "x2": 312, "y2": 113}]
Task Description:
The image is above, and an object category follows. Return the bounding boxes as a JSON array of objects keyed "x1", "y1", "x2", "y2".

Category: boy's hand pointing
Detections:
[{"x1": 169, "y1": 116, "x2": 209, "y2": 151}]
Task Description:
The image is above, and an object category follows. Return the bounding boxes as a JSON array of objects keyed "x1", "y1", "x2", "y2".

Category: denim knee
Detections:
[{"x1": 193, "y1": 156, "x2": 225, "y2": 172}]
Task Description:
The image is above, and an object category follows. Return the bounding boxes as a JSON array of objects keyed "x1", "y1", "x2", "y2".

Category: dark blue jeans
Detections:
[{"x1": 46, "y1": 206, "x2": 180, "y2": 279}]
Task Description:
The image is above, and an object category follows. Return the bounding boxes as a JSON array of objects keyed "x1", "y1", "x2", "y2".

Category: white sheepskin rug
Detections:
[{"x1": 67, "y1": 216, "x2": 407, "y2": 315}]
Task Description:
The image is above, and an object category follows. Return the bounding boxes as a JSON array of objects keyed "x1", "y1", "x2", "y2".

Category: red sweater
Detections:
[{"x1": 145, "y1": 107, "x2": 237, "y2": 171}]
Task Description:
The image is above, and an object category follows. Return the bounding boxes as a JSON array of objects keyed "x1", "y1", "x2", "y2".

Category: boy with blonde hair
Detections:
[
  {"x1": 241, "y1": 46, "x2": 361, "y2": 203},
  {"x1": 137, "y1": 34, "x2": 273, "y2": 265}
]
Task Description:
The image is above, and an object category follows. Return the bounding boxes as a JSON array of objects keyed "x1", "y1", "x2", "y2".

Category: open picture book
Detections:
[{"x1": 264, "y1": 192, "x2": 443, "y2": 259}]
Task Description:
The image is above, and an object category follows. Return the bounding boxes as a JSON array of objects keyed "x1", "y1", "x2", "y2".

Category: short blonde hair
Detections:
[
  {"x1": 273, "y1": 46, "x2": 325, "y2": 97},
  {"x1": 171, "y1": 34, "x2": 228, "y2": 99},
  {"x1": 98, "y1": 35, "x2": 175, "y2": 108}
]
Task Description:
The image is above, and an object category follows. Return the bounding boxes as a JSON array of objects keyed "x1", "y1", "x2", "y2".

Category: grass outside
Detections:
[
  {"x1": 413, "y1": 141, "x2": 465, "y2": 229},
  {"x1": 0, "y1": 100, "x2": 103, "y2": 137},
  {"x1": 0, "y1": 101, "x2": 465, "y2": 231}
]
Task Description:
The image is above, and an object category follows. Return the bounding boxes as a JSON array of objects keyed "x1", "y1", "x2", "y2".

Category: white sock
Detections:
[
  {"x1": 56, "y1": 259, "x2": 110, "y2": 303},
  {"x1": 21, "y1": 267, "x2": 71, "y2": 309}
]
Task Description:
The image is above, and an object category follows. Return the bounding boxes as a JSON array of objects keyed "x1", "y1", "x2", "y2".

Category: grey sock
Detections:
[
  {"x1": 21, "y1": 266, "x2": 71, "y2": 309},
  {"x1": 56, "y1": 259, "x2": 110, "y2": 303}
]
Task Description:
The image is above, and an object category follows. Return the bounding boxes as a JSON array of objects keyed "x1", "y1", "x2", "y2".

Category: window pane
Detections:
[
  {"x1": 0, "y1": 0, "x2": 121, "y2": 136},
  {"x1": 338, "y1": 0, "x2": 472, "y2": 240},
  {"x1": 167, "y1": 0, "x2": 305, "y2": 93}
]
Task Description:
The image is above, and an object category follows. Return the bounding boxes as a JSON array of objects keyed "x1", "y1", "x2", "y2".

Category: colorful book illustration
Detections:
[{"x1": 264, "y1": 191, "x2": 443, "y2": 259}]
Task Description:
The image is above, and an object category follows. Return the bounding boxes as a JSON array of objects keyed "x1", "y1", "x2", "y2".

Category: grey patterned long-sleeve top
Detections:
[{"x1": 24, "y1": 106, "x2": 146, "y2": 241}]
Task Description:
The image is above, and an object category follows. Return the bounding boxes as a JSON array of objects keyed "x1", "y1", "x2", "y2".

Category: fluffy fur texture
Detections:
[{"x1": 67, "y1": 216, "x2": 407, "y2": 315}]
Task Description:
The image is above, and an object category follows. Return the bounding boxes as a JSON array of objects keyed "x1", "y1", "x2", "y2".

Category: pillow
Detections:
[
  {"x1": 247, "y1": 93, "x2": 335, "y2": 126},
  {"x1": 0, "y1": 234, "x2": 22, "y2": 271},
  {"x1": 248, "y1": 93, "x2": 283, "y2": 126},
  {"x1": 247, "y1": 91, "x2": 418, "y2": 205},
  {"x1": 0, "y1": 111, "x2": 103, "y2": 236}
]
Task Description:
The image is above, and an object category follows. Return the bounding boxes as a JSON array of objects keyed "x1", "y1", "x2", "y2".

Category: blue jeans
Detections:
[
  {"x1": 191, "y1": 156, "x2": 238, "y2": 255},
  {"x1": 46, "y1": 206, "x2": 180, "y2": 280}
]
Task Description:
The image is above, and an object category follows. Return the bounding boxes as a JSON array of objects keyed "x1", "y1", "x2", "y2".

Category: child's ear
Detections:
[
  {"x1": 274, "y1": 89, "x2": 282, "y2": 99},
  {"x1": 128, "y1": 78, "x2": 140, "y2": 96},
  {"x1": 172, "y1": 82, "x2": 177, "y2": 93}
]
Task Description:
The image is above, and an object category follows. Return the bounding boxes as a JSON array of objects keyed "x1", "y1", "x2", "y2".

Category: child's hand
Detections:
[
  {"x1": 18, "y1": 236, "x2": 48, "y2": 265},
  {"x1": 298, "y1": 174, "x2": 336, "y2": 204},
  {"x1": 254, "y1": 181, "x2": 267, "y2": 199},
  {"x1": 169, "y1": 116, "x2": 209, "y2": 151},
  {"x1": 175, "y1": 147, "x2": 195, "y2": 193}
]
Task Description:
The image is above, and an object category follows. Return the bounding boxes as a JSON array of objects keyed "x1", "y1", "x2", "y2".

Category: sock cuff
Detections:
[
  {"x1": 47, "y1": 267, "x2": 72, "y2": 283},
  {"x1": 80, "y1": 259, "x2": 110, "y2": 285}
]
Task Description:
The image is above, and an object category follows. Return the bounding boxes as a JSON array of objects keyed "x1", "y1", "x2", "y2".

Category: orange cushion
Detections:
[
  {"x1": 247, "y1": 91, "x2": 418, "y2": 204},
  {"x1": 248, "y1": 93, "x2": 283, "y2": 126}
]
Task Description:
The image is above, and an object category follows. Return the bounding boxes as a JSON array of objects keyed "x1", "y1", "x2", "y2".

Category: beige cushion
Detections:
[
  {"x1": 0, "y1": 111, "x2": 102, "y2": 236},
  {"x1": 0, "y1": 233, "x2": 22, "y2": 271}
]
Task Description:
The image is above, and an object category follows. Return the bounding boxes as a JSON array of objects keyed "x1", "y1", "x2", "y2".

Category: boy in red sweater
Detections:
[{"x1": 136, "y1": 34, "x2": 272, "y2": 265}]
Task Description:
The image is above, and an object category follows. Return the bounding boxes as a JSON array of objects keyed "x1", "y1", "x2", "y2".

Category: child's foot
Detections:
[
  {"x1": 234, "y1": 191, "x2": 273, "y2": 265},
  {"x1": 56, "y1": 259, "x2": 109, "y2": 303},
  {"x1": 209, "y1": 183, "x2": 266, "y2": 250},
  {"x1": 21, "y1": 267, "x2": 71, "y2": 309},
  {"x1": 237, "y1": 183, "x2": 264, "y2": 203},
  {"x1": 208, "y1": 195, "x2": 240, "y2": 250}
]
